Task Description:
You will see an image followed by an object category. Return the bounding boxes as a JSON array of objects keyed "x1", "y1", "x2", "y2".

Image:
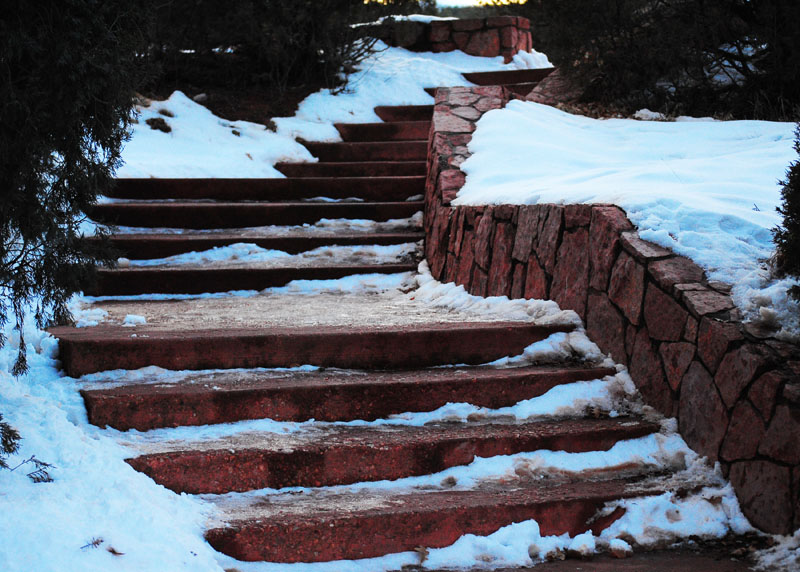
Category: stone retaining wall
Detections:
[
  {"x1": 424, "y1": 85, "x2": 800, "y2": 535},
  {"x1": 368, "y1": 16, "x2": 531, "y2": 62}
]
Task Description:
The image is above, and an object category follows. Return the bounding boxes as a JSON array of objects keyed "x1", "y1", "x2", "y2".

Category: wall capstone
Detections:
[{"x1": 423, "y1": 84, "x2": 800, "y2": 535}]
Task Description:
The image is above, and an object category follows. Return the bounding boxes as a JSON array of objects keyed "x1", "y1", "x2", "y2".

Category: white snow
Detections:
[{"x1": 456, "y1": 100, "x2": 800, "y2": 339}]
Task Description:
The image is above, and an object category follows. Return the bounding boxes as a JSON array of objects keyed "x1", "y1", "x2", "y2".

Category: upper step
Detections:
[
  {"x1": 88, "y1": 201, "x2": 423, "y2": 228},
  {"x1": 205, "y1": 472, "x2": 674, "y2": 562},
  {"x1": 105, "y1": 177, "x2": 424, "y2": 201},
  {"x1": 275, "y1": 161, "x2": 427, "y2": 178},
  {"x1": 81, "y1": 364, "x2": 616, "y2": 430},
  {"x1": 462, "y1": 67, "x2": 555, "y2": 86},
  {"x1": 127, "y1": 417, "x2": 659, "y2": 494},
  {"x1": 303, "y1": 140, "x2": 427, "y2": 162},
  {"x1": 101, "y1": 231, "x2": 424, "y2": 259},
  {"x1": 334, "y1": 121, "x2": 431, "y2": 142},
  {"x1": 53, "y1": 321, "x2": 573, "y2": 376},
  {"x1": 374, "y1": 105, "x2": 433, "y2": 122}
]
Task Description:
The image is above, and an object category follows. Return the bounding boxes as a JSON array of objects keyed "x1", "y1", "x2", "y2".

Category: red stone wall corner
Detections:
[{"x1": 423, "y1": 85, "x2": 800, "y2": 535}]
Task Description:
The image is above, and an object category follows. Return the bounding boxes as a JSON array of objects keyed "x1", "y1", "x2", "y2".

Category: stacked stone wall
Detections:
[
  {"x1": 424, "y1": 85, "x2": 800, "y2": 535},
  {"x1": 369, "y1": 16, "x2": 531, "y2": 62}
]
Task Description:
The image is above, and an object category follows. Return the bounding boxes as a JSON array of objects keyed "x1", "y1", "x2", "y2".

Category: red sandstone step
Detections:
[
  {"x1": 87, "y1": 263, "x2": 418, "y2": 296},
  {"x1": 127, "y1": 418, "x2": 659, "y2": 494},
  {"x1": 106, "y1": 177, "x2": 424, "y2": 201},
  {"x1": 52, "y1": 321, "x2": 574, "y2": 377},
  {"x1": 374, "y1": 105, "x2": 433, "y2": 122},
  {"x1": 88, "y1": 201, "x2": 423, "y2": 228},
  {"x1": 504, "y1": 82, "x2": 539, "y2": 97},
  {"x1": 334, "y1": 121, "x2": 431, "y2": 142},
  {"x1": 275, "y1": 161, "x2": 427, "y2": 178},
  {"x1": 81, "y1": 364, "x2": 616, "y2": 431},
  {"x1": 462, "y1": 67, "x2": 555, "y2": 86},
  {"x1": 102, "y1": 231, "x2": 424, "y2": 259},
  {"x1": 303, "y1": 141, "x2": 427, "y2": 162},
  {"x1": 205, "y1": 474, "x2": 670, "y2": 562}
]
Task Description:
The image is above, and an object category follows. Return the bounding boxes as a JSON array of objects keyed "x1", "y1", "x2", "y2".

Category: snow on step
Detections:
[
  {"x1": 303, "y1": 141, "x2": 427, "y2": 162},
  {"x1": 80, "y1": 364, "x2": 617, "y2": 430},
  {"x1": 126, "y1": 418, "x2": 659, "y2": 494},
  {"x1": 106, "y1": 176, "x2": 424, "y2": 201},
  {"x1": 88, "y1": 200, "x2": 423, "y2": 228},
  {"x1": 334, "y1": 121, "x2": 431, "y2": 142},
  {"x1": 275, "y1": 160, "x2": 427, "y2": 178},
  {"x1": 203, "y1": 472, "x2": 682, "y2": 563}
]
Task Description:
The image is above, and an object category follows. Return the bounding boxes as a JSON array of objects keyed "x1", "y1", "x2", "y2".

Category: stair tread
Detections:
[
  {"x1": 373, "y1": 105, "x2": 434, "y2": 122},
  {"x1": 274, "y1": 161, "x2": 427, "y2": 177},
  {"x1": 462, "y1": 68, "x2": 555, "y2": 85}
]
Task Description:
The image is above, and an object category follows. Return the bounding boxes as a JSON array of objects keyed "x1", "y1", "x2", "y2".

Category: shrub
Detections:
[
  {"x1": 0, "y1": 413, "x2": 20, "y2": 469},
  {"x1": 0, "y1": 0, "x2": 148, "y2": 373},
  {"x1": 774, "y1": 124, "x2": 800, "y2": 297}
]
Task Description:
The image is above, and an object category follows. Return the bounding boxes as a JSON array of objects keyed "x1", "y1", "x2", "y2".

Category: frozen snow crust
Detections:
[{"x1": 423, "y1": 85, "x2": 800, "y2": 536}]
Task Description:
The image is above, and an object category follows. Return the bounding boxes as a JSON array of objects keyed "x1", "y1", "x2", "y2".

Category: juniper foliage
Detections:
[{"x1": 773, "y1": 124, "x2": 800, "y2": 298}]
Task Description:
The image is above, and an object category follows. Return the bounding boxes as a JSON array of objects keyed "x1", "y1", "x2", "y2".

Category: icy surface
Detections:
[{"x1": 457, "y1": 100, "x2": 800, "y2": 339}]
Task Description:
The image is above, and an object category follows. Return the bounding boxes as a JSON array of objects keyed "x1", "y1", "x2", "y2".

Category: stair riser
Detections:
[
  {"x1": 105, "y1": 177, "x2": 424, "y2": 201},
  {"x1": 56, "y1": 323, "x2": 572, "y2": 377},
  {"x1": 206, "y1": 496, "x2": 616, "y2": 562},
  {"x1": 89, "y1": 202, "x2": 422, "y2": 229},
  {"x1": 102, "y1": 233, "x2": 423, "y2": 259},
  {"x1": 82, "y1": 367, "x2": 616, "y2": 431},
  {"x1": 374, "y1": 105, "x2": 433, "y2": 122},
  {"x1": 128, "y1": 423, "x2": 656, "y2": 494},
  {"x1": 335, "y1": 121, "x2": 431, "y2": 142},
  {"x1": 88, "y1": 264, "x2": 417, "y2": 296},
  {"x1": 304, "y1": 141, "x2": 427, "y2": 162},
  {"x1": 275, "y1": 162, "x2": 427, "y2": 177}
]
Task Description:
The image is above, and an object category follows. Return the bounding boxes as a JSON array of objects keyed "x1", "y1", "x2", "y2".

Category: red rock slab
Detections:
[
  {"x1": 462, "y1": 68, "x2": 555, "y2": 86},
  {"x1": 334, "y1": 121, "x2": 431, "y2": 142},
  {"x1": 274, "y1": 161, "x2": 427, "y2": 178},
  {"x1": 128, "y1": 417, "x2": 659, "y2": 494},
  {"x1": 81, "y1": 364, "x2": 616, "y2": 431},
  {"x1": 205, "y1": 475, "x2": 671, "y2": 562},
  {"x1": 52, "y1": 321, "x2": 575, "y2": 377},
  {"x1": 88, "y1": 263, "x2": 418, "y2": 296},
  {"x1": 106, "y1": 177, "x2": 424, "y2": 201},
  {"x1": 88, "y1": 201, "x2": 423, "y2": 228},
  {"x1": 100, "y1": 231, "x2": 424, "y2": 259},
  {"x1": 303, "y1": 141, "x2": 427, "y2": 162},
  {"x1": 374, "y1": 105, "x2": 434, "y2": 122}
]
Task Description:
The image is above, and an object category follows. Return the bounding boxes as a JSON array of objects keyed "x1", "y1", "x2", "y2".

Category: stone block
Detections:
[
  {"x1": 452, "y1": 19, "x2": 484, "y2": 32},
  {"x1": 512, "y1": 206, "x2": 539, "y2": 261},
  {"x1": 564, "y1": 204, "x2": 592, "y2": 229},
  {"x1": 493, "y1": 204, "x2": 515, "y2": 221},
  {"x1": 431, "y1": 41, "x2": 457, "y2": 53},
  {"x1": 510, "y1": 263, "x2": 526, "y2": 299},
  {"x1": 629, "y1": 327, "x2": 674, "y2": 416},
  {"x1": 697, "y1": 318, "x2": 743, "y2": 374},
  {"x1": 660, "y1": 342, "x2": 695, "y2": 391},
  {"x1": 682, "y1": 288, "x2": 735, "y2": 318},
  {"x1": 517, "y1": 17, "x2": 531, "y2": 30},
  {"x1": 620, "y1": 232, "x2": 672, "y2": 263},
  {"x1": 465, "y1": 29, "x2": 501, "y2": 58},
  {"x1": 524, "y1": 255, "x2": 548, "y2": 300},
  {"x1": 444, "y1": 252, "x2": 458, "y2": 284},
  {"x1": 429, "y1": 21, "x2": 452, "y2": 43},
  {"x1": 648, "y1": 257, "x2": 704, "y2": 294},
  {"x1": 452, "y1": 31, "x2": 470, "y2": 51},
  {"x1": 550, "y1": 228, "x2": 590, "y2": 319},
  {"x1": 608, "y1": 251, "x2": 646, "y2": 325},
  {"x1": 715, "y1": 344, "x2": 767, "y2": 409},
  {"x1": 487, "y1": 222, "x2": 514, "y2": 297},
  {"x1": 683, "y1": 315, "x2": 698, "y2": 343},
  {"x1": 500, "y1": 26, "x2": 518, "y2": 49},
  {"x1": 586, "y1": 292, "x2": 628, "y2": 365},
  {"x1": 487, "y1": 16, "x2": 517, "y2": 27},
  {"x1": 535, "y1": 205, "x2": 564, "y2": 273},
  {"x1": 471, "y1": 266, "x2": 488, "y2": 297},
  {"x1": 625, "y1": 324, "x2": 637, "y2": 359},
  {"x1": 451, "y1": 106, "x2": 482, "y2": 121},
  {"x1": 643, "y1": 283, "x2": 688, "y2": 341},
  {"x1": 449, "y1": 209, "x2": 465, "y2": 256},
  {"x1": 748, "y1": 370, "x2": 785, "y2": 421},
  {"x1": 679, "y1": 361, "x2": 728, "y2": 462},
  {"x1": 589, "y1": 206, "x2": 633, "y2": 291},
  {"x1": 447, "y1": 88, "x2": 481, "y2": 107},
  {"x1": 730, "y1": 461, "x2": 793, "y2": 534},
  {"x1": 473, "y1": 210, "x2": 494, "y2": 270},
  {"x1": 720, "y1": 401, "x2": 765, "y2": 461},
  {"x1": 455, "y1": 228, "x2": 476, "y2": 286},
  {"x1": 759, "y1": 405, "x2": 800, "y2": 464},
  {"x1": 433, "y1": 110, "x2": 474, "y2": 134}
]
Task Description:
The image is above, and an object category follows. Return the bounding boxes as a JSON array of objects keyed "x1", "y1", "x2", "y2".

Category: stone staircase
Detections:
[{"x1": 50, "y1": 69, "x2": 698, "y2": 566}]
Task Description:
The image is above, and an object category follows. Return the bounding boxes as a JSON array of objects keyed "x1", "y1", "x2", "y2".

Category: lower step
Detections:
[
  {"x1": 205, "y1": 474, "x2": 668, "y2": 562},
  {"x1": 303, "y1": 141, "x2": 427, "y2": 162},
  {"x1": 81, "y1": 364, "x2": 616, "y2": 430},
  {"x1": 52, "y1": 322, "x2": 574, "y2": 377},
  {"x1": 334, "y1": 121, "x2": 431, "y2": 142},
  {"x1": 87, "y1": 263, "x2": 417, "y2": 296},
  {"x1": 102, "y1": 231, "x2": 424, "y2": 259},
  {"x1": 89, "y1": 201, "x2": 423, "y2": 228},
  {"x1": 374, "y1": 105, "x2": 433, "y2": 122},
  {"x1": 274, "y1": 161, "x2": 427, "y2": 178},
  {"x1": 127, "y1": 418, "x2": 658, "y2": 494},
  {"x1": 462, "y1": 68, "x2": 555, "y2": 86}
]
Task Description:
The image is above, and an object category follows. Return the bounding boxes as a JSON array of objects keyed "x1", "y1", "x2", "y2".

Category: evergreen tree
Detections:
[{"x1": 774, "y1": 124, "x2": 800, "y2": 298}]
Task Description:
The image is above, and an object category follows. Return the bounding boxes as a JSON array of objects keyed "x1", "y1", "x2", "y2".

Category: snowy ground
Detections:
[{"x1": 456, "y1": 100, "x2": 800, "y2": 340}]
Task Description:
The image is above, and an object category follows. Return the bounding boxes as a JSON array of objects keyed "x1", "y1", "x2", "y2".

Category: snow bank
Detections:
[{"x1": 457, "y1": 100, "x2": 800, "y2": 337}]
